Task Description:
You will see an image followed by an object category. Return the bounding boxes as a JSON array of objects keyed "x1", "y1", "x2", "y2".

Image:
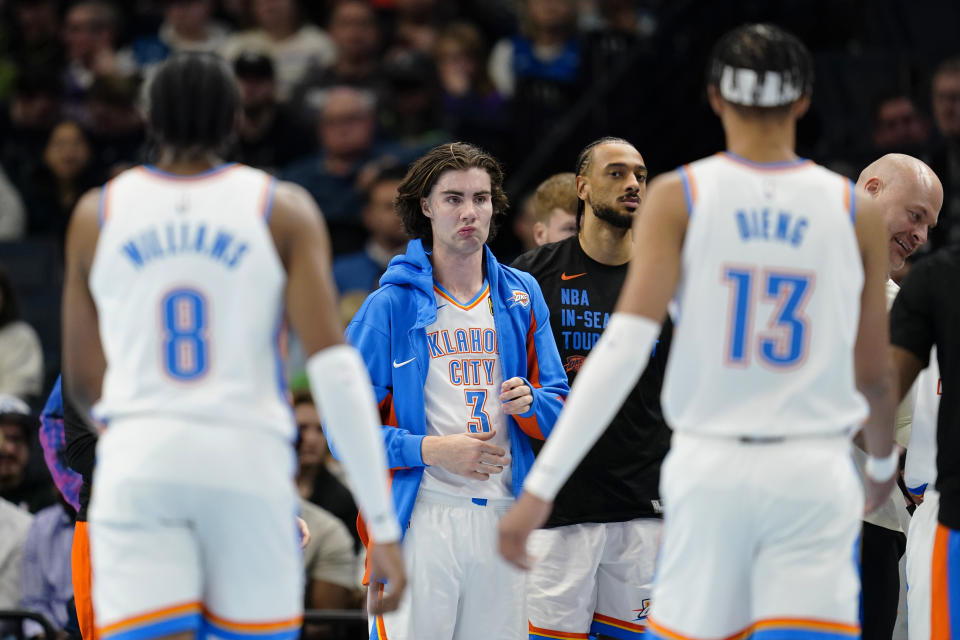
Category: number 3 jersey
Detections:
[
  {"x1": 89, "y1": 163, "x2": 294, "y2": 438},
  {"x1": 421, "y1": 282, "x2": 512, "y2": 498},
  {"x1": 664, "y1": 152, "x2": 868, "y2": 436}
]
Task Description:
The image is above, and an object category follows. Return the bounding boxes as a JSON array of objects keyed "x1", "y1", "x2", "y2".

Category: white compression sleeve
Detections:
[
  {"x1": 306, "y1": 344, "x2": 401, "y2": 543},
  {"x1": 523, "y1": 313, "x2": 662, "y2": 501}
]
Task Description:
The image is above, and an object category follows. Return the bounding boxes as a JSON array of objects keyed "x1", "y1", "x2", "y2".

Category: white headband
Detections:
[{"x1": 718, "y1": 65, "x2": 803, "y2": 107}]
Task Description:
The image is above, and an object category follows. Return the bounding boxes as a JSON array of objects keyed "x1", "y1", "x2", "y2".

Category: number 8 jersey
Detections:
[
  {"x1": 89, "y1": 163, "x2": 294, "y2": 438},
  {"x1": 662, "y1": 152, "x2": 868, "y2": 436}
]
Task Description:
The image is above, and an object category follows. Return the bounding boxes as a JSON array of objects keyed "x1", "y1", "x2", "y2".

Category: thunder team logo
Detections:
[{"x1": 507, "y1": 290, "x2": 530, "y2": 309}]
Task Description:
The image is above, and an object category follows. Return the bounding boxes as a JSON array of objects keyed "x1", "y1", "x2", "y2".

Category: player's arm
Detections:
[
  {"x1": 269, "y1": 182, "x2": 405, "y2": 611},
  {"x1": 62, "y1": 189, "x2": 106, "y2": 427},
  {"x1": 852, "y1": 195, "x2": 899, "y2": 512},
  {"x1": 499, "y1": 172, "x2": 687, "y2": 568}
]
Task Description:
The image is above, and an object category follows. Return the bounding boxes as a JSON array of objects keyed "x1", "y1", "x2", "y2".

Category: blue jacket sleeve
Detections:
[
  {"x1": 513, "y1": 277, "x2": 569, "y2": 440},
  {"x1": 344, "y1": 308, "x2": 426, "y2": 471}
]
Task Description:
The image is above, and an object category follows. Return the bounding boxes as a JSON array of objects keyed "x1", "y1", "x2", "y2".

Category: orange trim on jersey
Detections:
[
  {"x1": 514, "y1": 307, "x2": 544, "y2": 440},
  {"x1": 682, "y1": 164, "x2": 698, "y2": 205},
  {"x1": 843, "y1": 179, "x2": 853, "y2": 215},
  {"x1": 646, "y1": 617, "x2": 751, "y2": 640},
  {"x1": 433, "y1": 284, "x2": 490, "y2": 310},
  {"x1": 98, "y1": 602, "x2": 201, "y2": 635},
  {"x1": 593, "y1": 613, "x2": 646, "y2": 632},
  {"x1": 528, "y1": 622, "x2": 589, "y2": 639},
  {"x1": 258, "y1": 176, "x2": 277, "y2": 218},
  {"x1": 752, "y1": 618, "x2": 859, "y2": 635},
  {"x1": 71, "y1": 520, "x2": 96, "y2": 640},
  {"x1": 932, "y1": 523, "x2": 951, "y2": 640},
  {"x1": 99, "y1": 179, "x2": 114, "y2": 225},
  {"x1": 202, "y1": 610, "x2": 302, "y2": 633},
  {"x1": 375, "y1": 603, "x2": 389, "y2": 640},
  {"x1": 137, "y1": 163, "x2": 241, "y2": 182}
]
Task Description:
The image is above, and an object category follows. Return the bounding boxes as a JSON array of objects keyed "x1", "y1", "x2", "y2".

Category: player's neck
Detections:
[
  {"x1": 153, "y1": 150, "x2": 224, "y2": 175},
  {"x1": 578, "y1": 215, "x2": 631, "y2": 266},
  {"x1": 430, "y1": 246, "x2": 485, "y2": 301},
  {"x1": 723, "y1": 118, "x2": 799, "y2": 164}
]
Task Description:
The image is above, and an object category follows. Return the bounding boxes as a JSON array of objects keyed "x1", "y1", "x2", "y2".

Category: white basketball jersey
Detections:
[
  {"x1": 421, "y1": 282, "x2": 512, "y2": 498},
  {"x1": 89, "y1": 163, "x2": 293, "y2": 438},
  {"x1": 662, "y1": 153, "x2": 868, "y2": 436},
  {"x1": 905, "y1": 347, "x2": 941, "y2": 491}
]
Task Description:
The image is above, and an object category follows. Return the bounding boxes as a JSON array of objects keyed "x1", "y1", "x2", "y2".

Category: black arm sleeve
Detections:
[
  {"x1": 890, "y1": 260, "x2": 936, "y2": 367},
  {"x1": 62, "y1": 383, "x2": 97, "y2": 482}
]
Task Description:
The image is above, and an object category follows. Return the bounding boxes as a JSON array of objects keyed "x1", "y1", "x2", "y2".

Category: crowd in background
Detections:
[{"x1": 3, "y1": 0, "x2": 960, "y2": 633}]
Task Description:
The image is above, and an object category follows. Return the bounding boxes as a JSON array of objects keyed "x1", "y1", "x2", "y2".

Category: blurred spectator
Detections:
[
  {"x1": 0, "y1": 68, "x2": 63, "y2": 188},
  {"x1": 221, "y1": 0, "x2": 336, "y2": 101},
  {"x1": 0, "y1": 395, "x2": 53, "y2": 513},
  {"x1": 872, "y1": 93, "x2": 930, "y2": 151},
  {"x1": 389, "y1": 0, "x2": 449, "y2": 55},
  {"x1": 127, "y1": 0, "x2": 231, "y2": 70},
  {"x1": 512, "y1": 190, "x2": 538, "y2": 254},
  {"x1": 19, "y1": 499, "x2": 74, "y2": 639},
  {"x1": 531, "y1": 171, "x2": 577, "y2": 245},
  {"x1": 928, "y1": 56, "x2": 960, "y2": 251},
  {"x1": 62, "y1": 1, "x2": 134, "y2": 118},
  {"x1": 83, "y1": 74, "x2": 146, "y2": 174},
  {"x1": 282, "y1": 85, "x2": 382, "y2": 252},
  {"x1": 298, "y1": 498, "x2": 357, "y2": 613},
  {"x1": 293, "y1": 391, "x2": 361, "y2": 551},
  {"x1": 433, "y1": 22, "x2": 508, "y2": 153},
  {"x1": 379, "y1": 51, "x2": 450, "y2": 152},
  {"x1": 6, "y1": 0, "x2": 64, "y2": 81},
  {"x1": 0, "y1": 274, "x2": 43, "y2": 401},
  {"x1": 0, "y1": 496, "x2": 32, "y2": 609},
  {"x1": 579, "y1": 0, "x2": 657, "y2": 36},
  {"x1": 0, "y1": 165, "x2": 26, "y2": 240},
  {"x1": 22, "y1": 121, "x2": 101, "y2": 239},
  {"x1": 289, "y1": 0, "x2": 385, "y2": 121},
  {"x1": 488, "y1": 0, "x2": 581, "y2": 99},
  {"x1": 232, "y1": 52, "x2": 314, "y2": 173},
  {"x1": 333, "y1": 163, "x2": 407, "y2": 298}
]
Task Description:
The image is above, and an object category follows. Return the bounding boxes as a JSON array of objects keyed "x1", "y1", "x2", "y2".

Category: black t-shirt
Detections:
[
  {"x1": 512, "y1": 235, "x2": 672, "y2": 526},
  {"x1": 890, "y1": 247, "x2": 960, "y2": 529}
]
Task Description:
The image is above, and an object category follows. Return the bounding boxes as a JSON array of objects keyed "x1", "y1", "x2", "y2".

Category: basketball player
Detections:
[
  {"x1": 61, "y1": 53, "x2": 404, "y2": 640},
  {"x1": 512, "y1": 137, "x2": 670, "y2": 639},
  {"x1": 853, "y1": 153, "x2": 942, "y2": 640},
  {"x1": 500, "y1": 24, "x2": 899, "y2": 640},
  {"x1": 346, "y1": 142, "x2": 569, "y2": 639},
  {"x1": 902, "y1": 351, "x2": 941, "y2": 640},
  {"x1": 530, "y1": 172, "x2": 578, "y2": 246},
  {"x1": 891, "y1": 248, "x2": 960, "y2": 639}
]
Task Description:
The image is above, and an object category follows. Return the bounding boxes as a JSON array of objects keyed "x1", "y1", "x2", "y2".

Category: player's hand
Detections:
[
  {"x1": 296, "y1": 517, "x2": 311, "y2": 549},
  {"x1": 500, "y1": 377, "x2": 533, "y2": 415},
  {"x1": 421, "y1": 431, "x2": 510, "y2": 480},
  {"x1": 367, "y1": 542, "x2": 407, "y2": 614},
  {"x1": 498, "y1": 491, "x2": 552, "y2": 570},
  {"x1": 864, "y1": 474, "x2": 898, "y2": 515}
]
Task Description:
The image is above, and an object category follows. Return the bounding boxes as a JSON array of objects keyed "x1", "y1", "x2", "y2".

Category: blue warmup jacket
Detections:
[{"x1": 345, "y1": 239, "x2": 569, "y2": 558}]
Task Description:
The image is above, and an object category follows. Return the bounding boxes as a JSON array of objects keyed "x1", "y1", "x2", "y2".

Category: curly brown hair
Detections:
[{"x1": 395, "y1": 142, "x2": 509, "y2": 246}]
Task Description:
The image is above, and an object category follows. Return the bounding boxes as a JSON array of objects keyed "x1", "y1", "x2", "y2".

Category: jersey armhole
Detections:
[
  {"x1": 677, "y1": 165, "x2": 697, "y2": 217},
  {"x1": 845, "y1": 178, "x2": 856, "y2": 225},
  {"x1": 98, "y1": 180, "x2": 113, "y2": 228},
  {"x1": 259, "y1": 176, "x2": 279, "y2": 222}
]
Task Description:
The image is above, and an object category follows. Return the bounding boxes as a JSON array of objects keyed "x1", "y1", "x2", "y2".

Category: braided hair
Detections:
[
  {"x1": 573, "y1": 136, "x2": 633, "y2": 229},
  {"x1": 147, "y1": 52, "x2": 239, "y2": 160}
]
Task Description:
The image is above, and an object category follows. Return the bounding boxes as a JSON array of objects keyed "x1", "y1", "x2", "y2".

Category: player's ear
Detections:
[
  {"x1": 706, "y1": 85, "x2": 724, "y2": 116},
  {"x1": 533, "y1": 221, "x2": 546, "y2": 245},
  {"x1": 863, "y1": 177, "x2": 882, "y2": 197},
  {"x1": 420, "y1": 197, "x2": 432, "y2": 219},
  {"x1": 575, "y1": 174, "x2": 589, "y2": 202},
  {"x1": 791, "y1": 94, "x2": 811, "y2": 119}
]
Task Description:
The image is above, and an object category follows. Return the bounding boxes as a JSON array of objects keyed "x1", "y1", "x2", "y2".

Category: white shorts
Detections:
[
  {"x1": 89, "y1": 418, "x2": 303, "y2": 640},
  {"x1": 370, "y1": 489, "x2": 526, "y2": 640},
  {"x1": 649, "y1": 432, "x2": 863, "y2": 640},
  {"x1": 906, "y1": 490, "x2": 939, "y2": 640},
  {"x1": 526, "y1": 519, "x2": 660, "y2": 639}
]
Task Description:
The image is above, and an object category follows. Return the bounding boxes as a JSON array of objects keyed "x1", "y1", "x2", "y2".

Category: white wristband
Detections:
[{"x1": 865, "y1": 448, "x2": 899, "y2": 482}]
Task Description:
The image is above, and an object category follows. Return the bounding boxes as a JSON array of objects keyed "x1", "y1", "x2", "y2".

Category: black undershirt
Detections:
[{"x1": 513, "y1": 235, "x2": 672, "y2": 527}]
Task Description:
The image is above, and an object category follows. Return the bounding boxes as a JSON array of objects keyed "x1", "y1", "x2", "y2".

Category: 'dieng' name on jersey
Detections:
[
  {"x1": 120, "y1": 222, "x2": 251, "y2": 271},
  {"x1": 735, "y1": 208, "x2": 809, "y2": 246}
]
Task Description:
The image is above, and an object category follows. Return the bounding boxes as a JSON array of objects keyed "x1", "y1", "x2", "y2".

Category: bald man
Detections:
[{"x1": 854, "y1": 153, "x2": 943, "y2": 640}]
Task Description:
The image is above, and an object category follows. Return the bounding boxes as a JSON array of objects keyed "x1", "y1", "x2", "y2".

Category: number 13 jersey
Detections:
[
  {"x1": 89, "y1": 163, "x2": 294, "y2": 439},
  {"x1": 662, "y1": 152, "x2": 868, "y2": 436}
]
